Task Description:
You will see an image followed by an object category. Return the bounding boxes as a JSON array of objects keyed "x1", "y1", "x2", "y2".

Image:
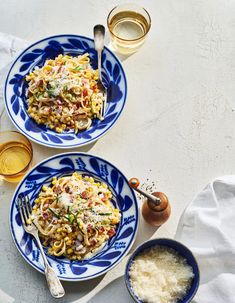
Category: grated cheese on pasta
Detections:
[
  {"x1": 30, "y1": 173, "x2": 121, "y2": 260},
  {"x1": 26, "y1": 53, "x2": 104, "y2": 133}
]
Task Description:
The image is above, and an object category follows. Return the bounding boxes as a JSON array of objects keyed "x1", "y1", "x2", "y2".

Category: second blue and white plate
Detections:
[
  {"x1": 10, "y1": 153, "x2": 139, "y2": 281},
  {"x1": 4, "y1": 35, "x2": 127, "y2": 148}
]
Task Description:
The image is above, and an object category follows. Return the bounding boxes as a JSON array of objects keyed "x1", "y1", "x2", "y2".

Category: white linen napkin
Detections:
[
  {"x1": 175, "y1": 175, "x2": 235, "y2": 303},
  {"x1": 0, "y1": 32, "x2": 29, "y2": 68},
  {"x1": 0, "y1": 32, "x2": 29, "y2": 131}
]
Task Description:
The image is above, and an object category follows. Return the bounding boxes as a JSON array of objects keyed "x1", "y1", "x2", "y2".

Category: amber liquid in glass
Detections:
[
  {"x1": 0, "y1": 141, "x2": 32, "y2": 182},
  {"x1": 109, "y1": 11, "x2": 149, "y2": 53}
]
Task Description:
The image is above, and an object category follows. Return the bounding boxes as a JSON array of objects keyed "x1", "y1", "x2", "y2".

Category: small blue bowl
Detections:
[{"x1": 125, "y1": 238, "x2": 200, "y2": 303}]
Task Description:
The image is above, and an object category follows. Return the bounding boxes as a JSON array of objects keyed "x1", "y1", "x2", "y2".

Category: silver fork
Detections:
[
  {"x1": 17, "y1": 195, "x2": 65, "y2": 299},
  {"x1": 94, "y1": 24, "x2": 107, "y2": 119}
]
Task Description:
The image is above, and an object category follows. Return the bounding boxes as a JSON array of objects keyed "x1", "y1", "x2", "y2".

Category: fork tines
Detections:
[{"x1": 17, "y1": 195, "x2": 32, "y2": 225}]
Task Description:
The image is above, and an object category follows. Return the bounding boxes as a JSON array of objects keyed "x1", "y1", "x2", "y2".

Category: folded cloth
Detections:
[
  {"x1": 175, "y1": 175, "x2": 235, "y2": 303},
  {"x1": 0, "y1": 32, "x2": 28, "y2": 68},
  {"x1": 0, "y1": 32, "x2": 29, "y2": 130}
]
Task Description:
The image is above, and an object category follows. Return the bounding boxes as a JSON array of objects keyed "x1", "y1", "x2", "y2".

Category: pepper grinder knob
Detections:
[
  {"x1": 129, "y1": 178, "x2": 161, "y2": 205},
  {"x1": 129, "y1": 177, "x2": 140, "y2": 188}
]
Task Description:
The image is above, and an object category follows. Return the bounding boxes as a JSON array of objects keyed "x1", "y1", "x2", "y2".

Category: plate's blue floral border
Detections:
[
  {"x1": 10, "y1": 153, "x2": 139, "y2": 281},
  {"x1": 4, "y1": 35, "x2": 127, "y2": 148}
]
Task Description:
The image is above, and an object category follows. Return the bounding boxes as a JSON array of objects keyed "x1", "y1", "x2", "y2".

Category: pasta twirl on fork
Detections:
[
  {"x1": 30, "y1": 173, "x2": 121, "y2": 260},
  {"x1": 26, "y1": 53, "x2": 105, "y2": 133}
]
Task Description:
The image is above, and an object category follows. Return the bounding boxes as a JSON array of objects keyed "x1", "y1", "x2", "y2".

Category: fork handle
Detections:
[
  {"x1": 34, "y1": 234, "x2": 65, "y2": 298},
  {"x1": 45, "y1": 264, "x2": 65, "y2": 298},
  {"x1": 94, "y1": 24, "x2": 105, "y2": 80}
]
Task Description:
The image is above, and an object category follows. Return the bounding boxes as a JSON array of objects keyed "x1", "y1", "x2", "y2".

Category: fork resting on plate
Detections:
[{"x1": 17, "y1": 195, "x2": 65, "y2": 299}]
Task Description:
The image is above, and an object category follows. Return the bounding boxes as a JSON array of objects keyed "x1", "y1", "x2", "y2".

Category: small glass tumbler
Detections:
[
  {"x1": 107, "y1": 3, "x2": 151, "y2": 54},
  {"x1": 0, "y1": 131, "x2": 33, "y2": 182}
]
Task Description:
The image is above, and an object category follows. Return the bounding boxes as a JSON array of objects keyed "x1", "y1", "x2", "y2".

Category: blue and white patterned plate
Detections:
[
  {"x1": 4, "y1": 35, "x2": 127, "y2": 148},
  {"x1": 10, "y1": 153, "x2": 139, "y2": 281}
]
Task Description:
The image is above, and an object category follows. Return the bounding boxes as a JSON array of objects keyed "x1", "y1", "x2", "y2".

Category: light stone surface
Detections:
[{"x1": 1, "y1": 0, "x2": 235, "y2": 302}]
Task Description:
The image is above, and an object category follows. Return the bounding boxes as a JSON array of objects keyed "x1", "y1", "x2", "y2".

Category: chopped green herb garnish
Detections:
[
  {"x1": 69, "y1": 214, "x2": 74, "y2": 224},
  {"x1": 77, "y1": 219, "x2": 84, "y2": 234},
  {"x1": 55, "y1": 195, "x2": 60, "y2": 204},
  {"x1": 47, "y1": 89, "x2": 58, "y2": 97},
  {"x1": 73, "y1": 66, "x2": 82, "y2": 71},
  {"x1": 74, "y1": 209, "x2": 80, "y2": 216},
  {"x1": 64, "y1": 214, "x2": 74, "y2": 224},
  {"x1": 64, "y1": 85, "x2": 68, "y2": 91},
  {"x1": 64, "y1": 215, "x2": 70, "y2": 221},
  {"x1": 99, "y1": 213, "x2": 112, "y2": 216},
  {"x1": 48, "y1": 208, "x2": 60, "y2": 218},
  {"x1": 36, "y1": 92, "x2": 42, "y2": 99},
  {"x1": 101, "y1": 220, "x2": 109, "y2": 225}
]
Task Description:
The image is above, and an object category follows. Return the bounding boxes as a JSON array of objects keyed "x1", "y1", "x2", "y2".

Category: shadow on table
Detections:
[
  {"x1": 0, "y1": 178, "x2": 18, "y2": 190},
  {"x1": 88, "y1": 276, "x2": 133, "y2": 303},
  {"x1": 1, "y1": 267, "x2": 105, "y2": 303},
  {"x1": 107, "y1": 42, "x2": 136, "y2": 62},
  {"x1": 60, "y1": 276, "x2": 105, "y2": 302}
]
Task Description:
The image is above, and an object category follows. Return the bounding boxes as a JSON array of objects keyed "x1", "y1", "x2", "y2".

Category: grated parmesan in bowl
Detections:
[{"x1": 125, "y1": 239, "x2": 200, "y2": 303}]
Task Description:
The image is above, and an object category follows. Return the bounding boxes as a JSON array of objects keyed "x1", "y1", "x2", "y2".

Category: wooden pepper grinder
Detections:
[{"x1": 128, "y1": 177, "x2": 171, "y2": 227}]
